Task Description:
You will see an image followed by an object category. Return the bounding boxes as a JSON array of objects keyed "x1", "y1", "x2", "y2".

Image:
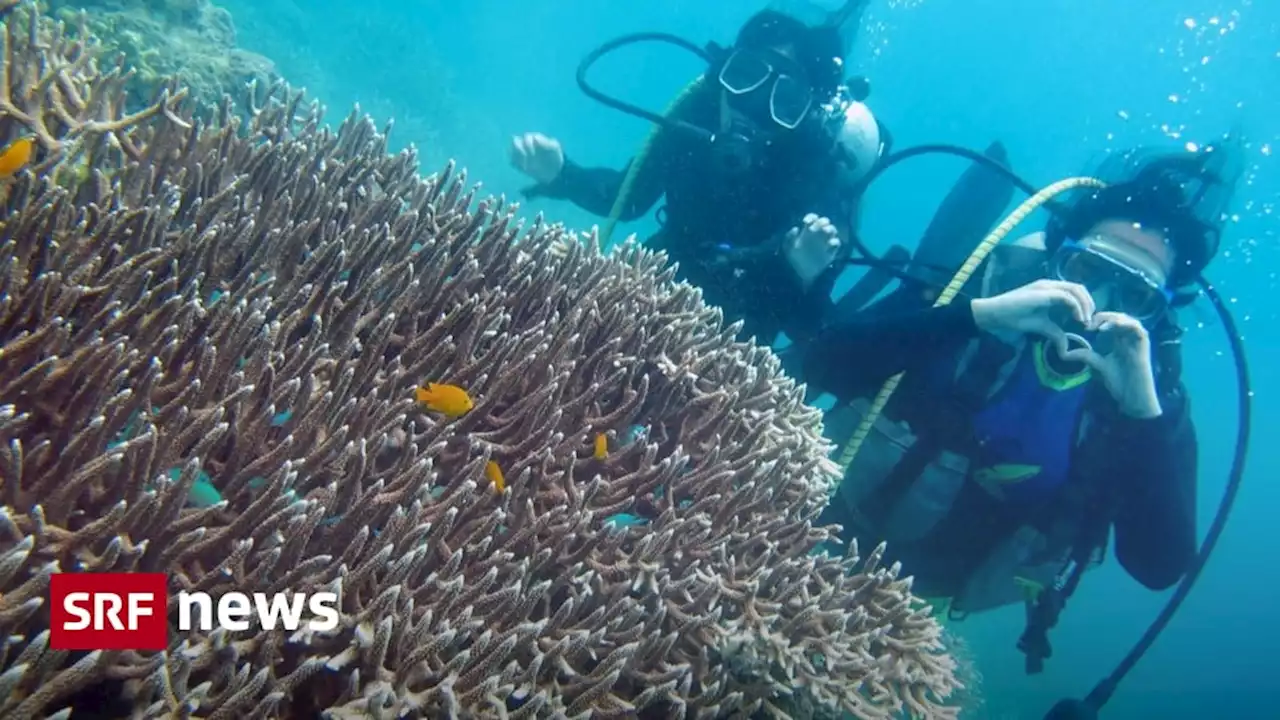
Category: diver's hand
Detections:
[
  {"x1": 510, "y1": 132, "x2": 564, "y2": 184},
  {"x1": 785, "y1": 213, "x2": 841, "y2": 288},
  {"x1": 1058, "y1": 311, "x2": 1162, "y2": 418},
  {"x1": 971, "y1": 279, "x2": 1096, "y2": 348}
]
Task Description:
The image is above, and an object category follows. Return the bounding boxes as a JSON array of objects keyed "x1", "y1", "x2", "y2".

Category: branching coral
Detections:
[
  {"x1": 0, "y1": 4, "x2": 963, "y2": 718},
  {"x1": 45, "y1": 0, "x2": 275, "y2": 111}
]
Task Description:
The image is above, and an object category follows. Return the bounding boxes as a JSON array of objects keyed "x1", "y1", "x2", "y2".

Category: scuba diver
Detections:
[
  {"x1": 517, "y1": 2, "x2": 1251, "y2": 713},
  {"x1": 510, "y1": 1, "x2": 886, "y2": 347},
  {"x1": 803, "y1": 135, "x2": 1245, "y2": 698}
]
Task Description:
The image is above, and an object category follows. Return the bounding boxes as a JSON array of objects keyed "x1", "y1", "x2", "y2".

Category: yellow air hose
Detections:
[
  {"x1": 835, "y1": 175, "x2": 1107, "y2": 475},
  {"x1": 600, "y1": 76, "x2": 706, "y2": 245}
]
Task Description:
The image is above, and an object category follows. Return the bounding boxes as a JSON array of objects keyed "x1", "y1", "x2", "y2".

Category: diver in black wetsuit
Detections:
[
  {"x1": 510, "y1": 7, "x2": 885, "y2": 347},
  {"x1": 804, "y1": 137, "x2": 1244, "y2": 676}
]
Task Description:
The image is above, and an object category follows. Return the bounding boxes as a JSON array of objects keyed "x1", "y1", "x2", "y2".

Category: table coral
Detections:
[
  {"x1": 45, "y1": 0, "x2": 275, "y2": 110},
  {"x1": 0, "y1": 4, "x2": 964, "y2": 718}
]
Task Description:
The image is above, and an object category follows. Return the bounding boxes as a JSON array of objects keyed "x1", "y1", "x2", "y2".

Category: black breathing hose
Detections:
[
  {"x1": 575, "y1": 32, "x2": 716, "y2": 143},
  {"x1": 1045, "y1": 277, "x2": 1251, "y2": 719},
  {"x1": 839, "y1": 143, "x2": 1047, "y2": 288}
]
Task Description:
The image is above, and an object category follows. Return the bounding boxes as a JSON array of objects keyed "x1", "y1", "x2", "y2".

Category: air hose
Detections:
[
  {"x1": 601, "y1": 76, "x2": 705, "y2": 245},
  {"x1": 836, "y1": 176, "x2": 1106, "y2": 470}
]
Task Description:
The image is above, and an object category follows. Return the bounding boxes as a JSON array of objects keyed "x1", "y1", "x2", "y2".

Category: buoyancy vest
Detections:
[
  {"x1": 826, "y1": 242, "x2": 1108, "y2": 616},
  {"x1": 828, "y1": 338, "x2": 1101, "y2": 613}
]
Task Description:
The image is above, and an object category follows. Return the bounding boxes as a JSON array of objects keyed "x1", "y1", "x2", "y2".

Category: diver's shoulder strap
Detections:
[
  {"x1": 953, "y1": 335, "x2": 1018, "y2": 411},
  {"x1": 1152, "y1": 322, "x2": 1187, "y2": 398},
  {"x1": 859, "y1": 334, "x2": 1017, "y2": 518}
]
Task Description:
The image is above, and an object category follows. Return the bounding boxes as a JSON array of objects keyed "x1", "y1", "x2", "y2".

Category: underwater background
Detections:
[{"x1": 63, "y1": 0, "x2": 1278, "y2": 717}]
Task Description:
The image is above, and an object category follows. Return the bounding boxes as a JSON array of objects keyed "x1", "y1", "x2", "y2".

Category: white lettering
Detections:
[
  {"x1": 174, "y1": 591, "x2": 341, "y2": 632},
  {"x1": 178, "y1": 591, "x2": 213, "y2": 631},
  {"x1": 308, "y1": 592, "x2": 339, "y2": 631},
  {"x1": 61, "y1": 592, "x2": 154, "y2": 631},
  {"x1": 98, "y1": 593, "x2": 123, "y2": 630},
  {"x1": 63, "y1": 592, "x2": 93, "y2": 631},
  {"x1": 218, "y1": 593, "x2": 252, "y2": 631},
  {"x1": 126, "y1": 593, "x2": 153, "y2": 630},
  {"x1": 254, "y1": 592, "x2": 305, "y2": 630}
]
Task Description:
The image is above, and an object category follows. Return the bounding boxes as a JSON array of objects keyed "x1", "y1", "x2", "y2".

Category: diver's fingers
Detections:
[
  {"x1": 511, "y1": 134, "x2": 535, "y2": 165},
  {"x1": 1093, "y1": 310, "x2": 1137, "y2": 332},
  {"x1": 1056, "y1": 281, "x2": 1096, "y2": 321},
  {"x1": 803, "y1": 212, "x2": 819, "y2": 226},
  {"x1": 1058, "y1": 346, "x2": 1102, "y2": 368},
  {"x1": 1093, "y1": 311, "x2": 1147, "y2": 344},
  {"x1": 1046, "y1": 287, "x2": 1088, "y2": 325},
  {"x1": 808, "y1": 231, "x2": 838, "y2": 256},
  {"x1": 1037, "y1": 280, "x2": 1090, "y2": 321},
  {"x1": 1039, "y1": 325, "x2": 1071, "y2": 359}
]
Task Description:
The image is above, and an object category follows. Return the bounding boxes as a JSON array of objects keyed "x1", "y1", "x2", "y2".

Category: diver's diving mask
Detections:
[
  {"x1": 717, "y1": 48, "x2": 814, "y2": 129},
  {"x1": 1050, "y1": 235, "x2": 1175, "y2": 322}
]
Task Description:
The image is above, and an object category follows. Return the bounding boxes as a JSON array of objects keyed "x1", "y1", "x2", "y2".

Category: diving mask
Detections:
[
  {"x1": 1050, "y1": 235, "x2": 1174, "y2": 322},
  {"x1": 717, "y1": 48, "x2": 814, "y2": 129}
]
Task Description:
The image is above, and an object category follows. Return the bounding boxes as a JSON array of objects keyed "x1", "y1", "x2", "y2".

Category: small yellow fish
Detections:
[
  {"x1": 414, "y1": 382, "x2": 474, "y2": 417},
  {"x1": 0, "y1": 137, "x2": 33, "y2": 178},
  {"x1": 485, "y1": 460, "x2": 505, "y2": 494},
  {"x1": 594, "y1": 432, "x2": 608, "y2": 459}
]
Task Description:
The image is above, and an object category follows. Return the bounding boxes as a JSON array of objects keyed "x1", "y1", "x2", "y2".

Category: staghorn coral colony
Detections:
[
  {"x1": 0, "y1": 3, "x2": 962, "y2": 719},
  {"x1": 44, "y1": 0, "x2": 276, "y2": 110}
]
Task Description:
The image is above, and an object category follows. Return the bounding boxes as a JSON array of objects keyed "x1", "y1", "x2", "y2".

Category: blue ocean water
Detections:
[{"x1": 218, "y1": 1, "x2": 1278, "y2": 717}]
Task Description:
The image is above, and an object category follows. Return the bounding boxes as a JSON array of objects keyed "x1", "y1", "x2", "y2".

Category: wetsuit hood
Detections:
[{"x1": 1044, "y1": 134, "x2": 1245, "y2": 289}]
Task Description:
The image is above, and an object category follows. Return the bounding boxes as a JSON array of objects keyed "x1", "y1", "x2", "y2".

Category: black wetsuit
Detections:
[
  {"x1": 804, "y1": 290, "x2": 1198, "y2": 595},
  {"x1": 524, "y1": 83, "x2": 855, "y2": 345}
]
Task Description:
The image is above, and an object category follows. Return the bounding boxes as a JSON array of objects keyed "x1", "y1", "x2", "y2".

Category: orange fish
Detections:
[
  {"x1": 414, "y1": 383, "x2": 473, "y2": 417},
  {"x1": 485, "y1": 460, "x2": 505, "y2": 494},
  {"x1": 594, "y1": 433, "x2": 608, "y2": 459},
  {"x1": 0, "y1": 137, "x2": 33, "y2": 178}
]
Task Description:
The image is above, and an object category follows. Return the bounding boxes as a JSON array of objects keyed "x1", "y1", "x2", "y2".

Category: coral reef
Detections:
[
  {"x1": 44, "y1": 0, "x2": 275, "y2": 110},
  {"x1": 0, "y1": 4, "x2": 962, "y2": 719}
]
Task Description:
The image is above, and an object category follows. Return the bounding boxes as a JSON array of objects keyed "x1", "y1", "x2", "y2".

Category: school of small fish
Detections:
[{"x1": 414, "y1": 382, "x2": 615, "y2": 496}]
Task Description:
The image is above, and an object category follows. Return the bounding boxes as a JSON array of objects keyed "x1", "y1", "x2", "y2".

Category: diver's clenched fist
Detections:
[
  {"x1": 510, "y1": 132, "x2": 565, "y2": 185},
  {"x1": 785, "y1": 213, "x2": 841, "y2": 285}
]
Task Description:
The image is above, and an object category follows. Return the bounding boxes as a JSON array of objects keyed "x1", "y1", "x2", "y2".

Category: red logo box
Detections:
[{"x1": 49, "y1": 573, "x2": 169, "y2": 651}]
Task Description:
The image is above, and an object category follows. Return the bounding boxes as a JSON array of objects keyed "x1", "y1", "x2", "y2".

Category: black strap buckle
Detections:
[
  {"x1": 1018, "y1": 549, "x2": 1093, "y2": 675},
  {"x1": 1018, "y1": 588, "x2": 1064, "y2": 675}
]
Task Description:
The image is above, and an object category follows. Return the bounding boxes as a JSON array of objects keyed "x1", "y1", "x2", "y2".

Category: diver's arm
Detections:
[
  {"x1": 522, "y1": 153, "x2": 665, "y2": 220},
  {"x1": 1107, "y1": 386, "x2": 1198, "y2": 590},
  {"x1": 766, "y1": 176, "x2": 863, "y2": 342},
  {"x1": 520, "y1": 107, "x2": 684, "y2": 220},
  {"x1": 742, "y1": 253, "x2": 840, "y2": 346},
  {"x1": 802, "y1": 295, "x2": 980, "y2": 400},
  {"x1": 729, "y1": 208, "x2": 856, "y2": 345}
]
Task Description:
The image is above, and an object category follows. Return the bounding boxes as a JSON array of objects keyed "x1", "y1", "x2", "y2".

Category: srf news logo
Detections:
[{"x1": 49, "y1": 573, "x2": 339, "y2": 651}]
